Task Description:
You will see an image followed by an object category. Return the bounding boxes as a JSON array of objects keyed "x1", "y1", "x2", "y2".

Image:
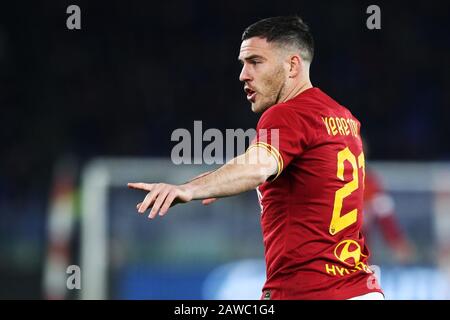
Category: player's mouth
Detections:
[{"x1": 244, "y1": 87, "x2": 257, "y2": 103}]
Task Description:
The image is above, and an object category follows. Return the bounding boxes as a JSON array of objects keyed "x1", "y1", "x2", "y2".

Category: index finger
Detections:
[{"x1": 127, "y1": 182, "x2": 155, "y2": 191}]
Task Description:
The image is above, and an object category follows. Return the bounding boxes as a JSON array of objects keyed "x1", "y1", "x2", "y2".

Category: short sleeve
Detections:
[{"x1": 247, "y1": 105, "x2": 307, "y2": 181}]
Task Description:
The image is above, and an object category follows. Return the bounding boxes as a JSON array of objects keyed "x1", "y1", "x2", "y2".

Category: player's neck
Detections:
[{"x1": 280, "y1": 79, "x2": 313, "y2": 103}]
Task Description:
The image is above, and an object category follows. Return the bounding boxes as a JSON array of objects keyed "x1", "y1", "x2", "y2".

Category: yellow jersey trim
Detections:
[{"x1": 247, "y1": 142, "x2": 284, "y2": 182}]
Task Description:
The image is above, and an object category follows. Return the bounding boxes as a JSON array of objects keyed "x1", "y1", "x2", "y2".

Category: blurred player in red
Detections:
[
  {"x1": 363, "y1": 167, "x2": 416, "y2": 264},
  {"x1": 128, "y1": 16, "x2": 383, "y2": 299}
]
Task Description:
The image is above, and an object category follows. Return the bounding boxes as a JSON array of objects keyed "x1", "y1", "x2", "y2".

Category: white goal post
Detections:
[{"x1": 80, "y1": 158, "x2": 208, "y2": 299}]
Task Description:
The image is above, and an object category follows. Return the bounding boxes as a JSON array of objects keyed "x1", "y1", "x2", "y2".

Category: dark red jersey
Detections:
[{"x1": 249, "y1": 87, "x2": 383, "y2": 299}]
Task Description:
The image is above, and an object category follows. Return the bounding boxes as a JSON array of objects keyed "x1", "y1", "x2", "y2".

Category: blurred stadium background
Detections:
[{"x1": 1, "y1": 1, "x2": 449, "y2": 299}]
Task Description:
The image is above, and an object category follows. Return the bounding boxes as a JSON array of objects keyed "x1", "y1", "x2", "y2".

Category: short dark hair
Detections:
[{"x1": 242, "y1": 16, "x2": 314, "y2": 63}]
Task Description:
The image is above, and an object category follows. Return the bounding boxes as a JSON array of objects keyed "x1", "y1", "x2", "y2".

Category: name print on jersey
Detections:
[{"x1": 322, "y1": 116, "x2": 360, "y2": 138}]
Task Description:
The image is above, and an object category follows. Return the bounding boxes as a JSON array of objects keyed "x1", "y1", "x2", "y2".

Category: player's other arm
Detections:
[{"x1": 127, "y1": 146, "x2": 278, "y2": 219}]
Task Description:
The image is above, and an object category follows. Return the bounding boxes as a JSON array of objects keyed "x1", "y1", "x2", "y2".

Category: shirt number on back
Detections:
[{"x1": 329, "y1": 147, "x2": 365, "y2": 235}]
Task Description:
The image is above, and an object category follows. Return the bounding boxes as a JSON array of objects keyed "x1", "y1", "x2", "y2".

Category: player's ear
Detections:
[{"x1": 288, "y1": 54, "x2": 301, "y2": 78}]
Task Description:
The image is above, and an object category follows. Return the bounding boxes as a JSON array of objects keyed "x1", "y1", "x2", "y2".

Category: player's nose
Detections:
[{"x1": 239, "y1": 65, "x2": 252, "y2": 82}]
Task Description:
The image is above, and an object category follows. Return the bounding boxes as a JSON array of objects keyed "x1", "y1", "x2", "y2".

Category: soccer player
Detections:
[
  {"x1": 128, "y1": 16, "x2": 384, "y2": 300},
  {"x1": 361, "y1": 138, "x2": 416, "y2": 265},
  {"x1": 364, "y1": 167, "x2": 416, "y2": 264}
]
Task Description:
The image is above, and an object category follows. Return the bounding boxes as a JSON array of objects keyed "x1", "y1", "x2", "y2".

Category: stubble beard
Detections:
[{"x1": 252, "y1": 67, "x2": 286, "y2": 114}]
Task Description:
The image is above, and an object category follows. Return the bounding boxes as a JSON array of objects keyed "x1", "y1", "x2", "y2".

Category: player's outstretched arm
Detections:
[
  {"x1": 185, "y1": 170, "x2": 218, "y2": 205},
  {"x1": 127, "y1": 146, "x2": 278, "y2": 219}
]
